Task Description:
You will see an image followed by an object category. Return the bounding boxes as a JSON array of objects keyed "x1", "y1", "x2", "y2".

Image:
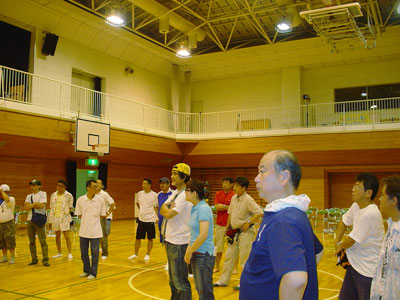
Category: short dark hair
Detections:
[
  {"x1": 356, "y1": 173, "x2": 379, "y2": 200},
  {"x1": 57, "y1": 179, "x2": 67, "y2": 186},
  {"x1": 223, "y1": 177, "x2": 233, "y2": 183},
  {"x1": 382, "y1": 175, "x2": 400, "y2": 210},
  {"x1": 177, "y1": 172, "x2": 191, "y2": 183},
  {"x1": 268, "y1": 150, "x2": 302, "y2": 190},
  {"x1": 186, "y1": 179, "x2": 205, "y2": 200},
  {"x1": 143, "y1": 178, "x2": 152, "y2": 185},
  {"x1": 234, "y1": 177, "x2": 249, "y2": 189},
  {"x1": 86, "y1": 179, "x2": 97, "y2": 188}
]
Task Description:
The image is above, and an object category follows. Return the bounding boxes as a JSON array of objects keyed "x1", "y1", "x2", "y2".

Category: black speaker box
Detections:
[{"x1": 42, "y1": 33, "x2": 59, "y2": 56}]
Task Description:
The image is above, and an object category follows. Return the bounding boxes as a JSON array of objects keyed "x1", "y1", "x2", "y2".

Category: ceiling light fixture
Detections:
[
  {"x1": 105, "y1": 8, "x2": 126, "y2": 27},
  {"x1": 176, "y1": 40, "x2": 191, "y2": 58},
  {"x1": 276, "y1": 15, "x2": 293, "y2": 33}
]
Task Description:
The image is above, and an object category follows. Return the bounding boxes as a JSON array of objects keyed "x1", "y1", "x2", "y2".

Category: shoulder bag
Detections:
[{"x1": 31, "y1": 195, "x2": 47, "y2": 226}]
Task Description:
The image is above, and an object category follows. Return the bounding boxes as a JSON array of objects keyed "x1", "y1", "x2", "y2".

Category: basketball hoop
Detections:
[{"x1": 91, "y1": 144, "x2": 108, "y2": 157}]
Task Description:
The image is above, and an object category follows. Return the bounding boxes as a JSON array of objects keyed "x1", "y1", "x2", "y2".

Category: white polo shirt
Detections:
[
  {"x1": 25, "y1": 191, "x2": 47, "y2": 221},
  {"x1": 343, "y1": 202, "x2": 385, "y2": 277},
  {"x1": 137, "y1": 190, "x2": 158, "y2": 222},
  {"x1": 0, "y1": 196, "x2": 15, "y2": 223},
  {"x1": 165, "y1": 189, "x2": 192, "y2": 245},
  {"x1": 97, "y1": 190, "x2": 115, "y2": 220},
  {"x1": 75, "y1": 193, "x2": 106, "y2": 239}
]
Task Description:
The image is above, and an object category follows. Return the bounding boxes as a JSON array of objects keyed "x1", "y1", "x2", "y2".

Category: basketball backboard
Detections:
[{"x1": 75, "y1": 118, "x2": 110, "y2": 155}]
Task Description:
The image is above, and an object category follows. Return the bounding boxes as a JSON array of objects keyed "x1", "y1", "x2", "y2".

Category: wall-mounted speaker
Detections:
[{"x1": 42, "y1": 33, "x2": 59, "y2": 56}]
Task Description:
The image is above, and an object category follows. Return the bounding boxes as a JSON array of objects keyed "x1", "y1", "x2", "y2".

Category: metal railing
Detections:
[{"x1": 1, "y1": 65, "x2": 399, "y2": 137}]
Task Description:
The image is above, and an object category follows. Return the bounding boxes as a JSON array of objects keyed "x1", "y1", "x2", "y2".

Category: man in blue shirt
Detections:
[
  {"x1": 240, "y1": 150, "x2": 321, "y2": 300},
  {"x1": 158, "y1": 177, "x2": 172, "y2": 243}
]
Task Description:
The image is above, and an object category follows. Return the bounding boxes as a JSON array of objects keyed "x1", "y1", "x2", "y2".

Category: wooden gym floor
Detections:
[{"x1": 0, "y1": 220, "x2": 345, "y2": 300}]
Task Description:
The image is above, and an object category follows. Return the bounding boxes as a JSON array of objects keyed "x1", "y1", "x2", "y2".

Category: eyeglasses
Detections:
[{"x1": 352, "y1": 185, "x2": 364, "y2": 191}]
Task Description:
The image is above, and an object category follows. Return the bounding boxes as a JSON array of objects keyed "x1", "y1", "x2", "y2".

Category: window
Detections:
[{"x1": 334, "y1": 83, "x2": 400, "y2": 112}]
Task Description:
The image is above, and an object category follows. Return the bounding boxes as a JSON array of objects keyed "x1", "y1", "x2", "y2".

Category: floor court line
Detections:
[
  {"x1": 32, "y1": 264, "x2": 164, "y2": 298},
  {"x1": 128, "y1": 267, "x2": 167, "y2": 300},
  {"x1": 0, "y1": 289, "x2": 51, "y2": 300},
  {"x1": 127, "y1": 269, "x2": 342, "y2": 300}
]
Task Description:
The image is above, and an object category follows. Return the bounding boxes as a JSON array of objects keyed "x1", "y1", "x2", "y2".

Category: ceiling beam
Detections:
[
  {"x1": 232, "y1": 0, "x2": 272, "y2": 44},
  {"x1": 225, "y1": 17, "x2": 239, "y2": 50},
  {"x1": 383, "y1": 0, "x2": 400, "y2": 26}
]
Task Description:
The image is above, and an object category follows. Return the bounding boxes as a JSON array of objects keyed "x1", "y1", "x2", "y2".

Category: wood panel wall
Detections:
[
  {"x1": 191, "y1": 168, "x2": 263, "y2": 206},
  {"x1": 328, "y1": 169, "x2": 400, "y2": 218},
  {"x1": 107, "y1": 163, "x2": 172, "y2": 219},
  {"x1": 191, "y1": 166, "x2": 327, "y2": 209},
  {"x1": 0, "y1": 156, "x2": 67, "y2": 208},
  {"x1": 2, "y1": 108, "x2": 400, "y2": 219},
  {"x1": 0, "y1": 155, "x2": 173, "y2": 220}
]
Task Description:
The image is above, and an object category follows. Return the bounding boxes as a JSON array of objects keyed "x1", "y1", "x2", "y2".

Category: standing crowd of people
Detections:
[{"x1": 1, "y1": 150, "x2": 400, "y2": 299}]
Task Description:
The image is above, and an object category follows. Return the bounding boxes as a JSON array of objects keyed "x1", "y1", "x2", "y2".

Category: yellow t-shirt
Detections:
[{"x1": 55, "y1": 194, "x2": 63, "y2": 218}]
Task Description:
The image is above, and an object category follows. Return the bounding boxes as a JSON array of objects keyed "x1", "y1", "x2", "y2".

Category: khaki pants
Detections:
[
  {"x1": 219, "y1": 228, "x2": 255, "y2": 285},
  {"x1": 214, "y1": 225, "x2": 226, "y2": 253},
  {"x1": 27, "y1": 220, "x2": 48, "y2": 263}
]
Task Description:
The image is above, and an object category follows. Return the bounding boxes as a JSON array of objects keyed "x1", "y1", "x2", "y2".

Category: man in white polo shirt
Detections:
[
  {"x1": 161, "y1": 163, "x2": 193, "y2": 300},
  {"x1": 129, "y1": 178, "x2": 158, "y2": 262},
  {"x1": 24, "y1": 179, "x2": 49, "y2": 267},
  {"x1": 96, "y1": 179, "x2": 115, "y2": 260},
  {"x1": 75, "y1": 180, "x2": 106, "y2": 280},
  {"x1": 335, "y1": 173, "x2": 385, "y2": 300},
  {"x1": 0, "y1": 184, "x2": 16, "y2": 264}
]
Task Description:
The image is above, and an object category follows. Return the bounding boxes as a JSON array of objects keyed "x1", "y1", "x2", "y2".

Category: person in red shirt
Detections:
[{"x1": 213, "y1": 177, "x2": 235, "y2": 272}]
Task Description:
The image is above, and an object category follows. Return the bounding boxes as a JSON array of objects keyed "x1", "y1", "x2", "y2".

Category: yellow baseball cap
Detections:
[{"x1": 172, "y1": 163, "x2": 191, "y2": 176}]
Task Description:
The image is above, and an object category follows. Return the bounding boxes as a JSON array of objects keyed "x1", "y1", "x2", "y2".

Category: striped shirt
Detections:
[{"x1": 370, "y1": 218, "x2": 400, "y2": 300}]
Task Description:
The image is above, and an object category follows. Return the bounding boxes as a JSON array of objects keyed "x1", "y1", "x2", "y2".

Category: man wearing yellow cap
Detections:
[{"x1": 161, "y1": 163, "x2": 193, "y2": 300}]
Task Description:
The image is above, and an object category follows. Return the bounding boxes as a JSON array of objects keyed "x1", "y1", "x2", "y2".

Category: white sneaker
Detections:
[
  {"x1": 101, "y1": 256, "x2": 107, "y2": 260},
  {"x1": 68, "y1": 253, "x2": 73, "y2": 259},
  {"x1": 164, "y1": 263, "x2": 168, "y2": 271},
  {"x1": 87, "y1": 275, "x2": 95, "y2": 280},
  {"x1": 80, "y1": 272, "x2": 88, "y2": 277},
  {"x1": 128, "y1": 254, "x2": 138, "y2": 259},
  {"x1": 144, "y1": 255, "x2": 150, "y2": 262},
  {"x1": 53, "y1": 253, "x2": 62, "y2": 258}
]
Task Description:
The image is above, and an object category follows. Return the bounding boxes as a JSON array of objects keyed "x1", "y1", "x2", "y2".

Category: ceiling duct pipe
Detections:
[
  {"x1": 128, "y1": 0, "x2": 206, "y2": 41},
  {"x1": 275, "y1": 0, "x2": 302, "y2": 28},
  {"x1": 159, "y1": 17, "x2": 169, "y2": 33},
  {"x1": 188, "y1": 33, "x2": 197, "y2": 49}
]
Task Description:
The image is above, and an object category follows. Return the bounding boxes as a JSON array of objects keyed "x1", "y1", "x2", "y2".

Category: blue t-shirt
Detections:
[
  {"x1": 158, "y1": 191, "x2": 172, "y2": 223},
  {"x1": 189, "y1": 200, "x2": 214, "y2": 255},
  {"x1": 240, "y1": 207, "x2": 319, "y2": 300}
]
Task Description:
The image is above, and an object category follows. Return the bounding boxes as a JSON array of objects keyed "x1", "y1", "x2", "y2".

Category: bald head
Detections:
[
  {"x1": 267, "y1": 150, "x2": 301, "y2": 190},
  {"x1": 255, "y1": 150, "x2": 302, "y2": 202}
]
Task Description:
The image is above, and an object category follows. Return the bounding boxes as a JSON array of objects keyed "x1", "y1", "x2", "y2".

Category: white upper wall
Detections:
[
  {"x1": 191, "y1": 57, "x2": 400, "y2": 112},
  {"x1": 191, "y1": 72, "x2": 282, "y2": 112},
  {"x1": 33, "y1": 30, "x2": 171, "y2": 109},
  {"x1": 302, "y1": 58, "x2": 400, "y2": 104},
  {"x1": 1, "y1": 0, "x2": 174, "y2": 110}
]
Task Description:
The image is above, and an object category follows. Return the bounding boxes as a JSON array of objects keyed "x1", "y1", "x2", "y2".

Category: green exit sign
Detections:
[{"x1": 85, "y1": 157, "x2": 99, "y2": 166}]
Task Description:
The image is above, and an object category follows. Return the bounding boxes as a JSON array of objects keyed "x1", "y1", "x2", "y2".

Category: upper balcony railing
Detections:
[{"x1": 1, "y1": 65, "x2": 399, "y2": 139}]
